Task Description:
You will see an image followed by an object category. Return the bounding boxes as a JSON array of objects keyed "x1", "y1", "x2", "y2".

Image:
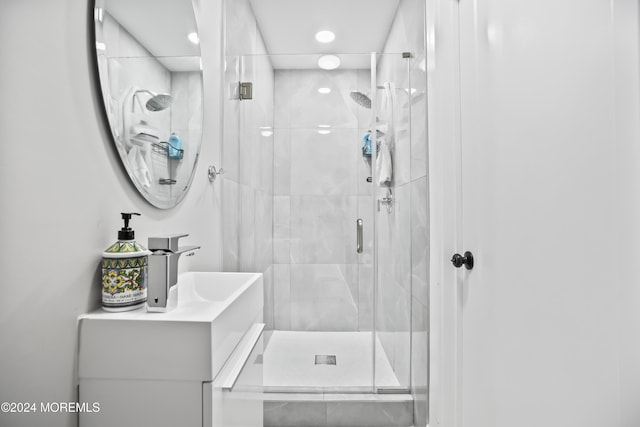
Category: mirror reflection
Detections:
[{"x1": 94, "y1": 0, "x2": 203, "y2": 209}]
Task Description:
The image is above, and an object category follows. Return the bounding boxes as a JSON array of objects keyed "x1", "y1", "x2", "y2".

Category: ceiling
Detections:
[
  {"x1": 102, "y1": 0, "x2": 400, "y2": 71},
  {"x1": 103, "y1": 0, "x2": 201, "y2": 71},
  {"x1": 248, "y1": 0, "x2": 400, "y2": 69}
]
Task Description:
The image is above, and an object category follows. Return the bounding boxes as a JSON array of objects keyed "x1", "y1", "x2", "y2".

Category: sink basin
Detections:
[
  {"x1": 78, "y1": 272, "x2": 263, "y2": 382},
  {"x1": 178, "y1": 271, "x2": 260, "y2": 304}
]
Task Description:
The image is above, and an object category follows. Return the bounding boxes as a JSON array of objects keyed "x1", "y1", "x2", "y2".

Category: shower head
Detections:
[
  {"x1": 349, "y1": 91, "x2": 371, "y2": 109},
  {"x1": 133, "y1": 89, "x2": 173, "y2": 112},
  {"x1": 145, "y1": 93, "x2": 173, "y2": 111}
]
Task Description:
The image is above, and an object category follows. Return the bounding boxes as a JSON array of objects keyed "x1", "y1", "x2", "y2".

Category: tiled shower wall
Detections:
[
  {"x1": 170, "y1": 71, "x2": 204, "y2": 191},
  {"x1": 273, "y1": 68, "x2": 374, "y2": 332},
  {"x1": 222, "y1": 0, "x2": 275, "y2": 326},
  {"x1": 376, "y1": 0, "x2": 428, "y2": 423}
]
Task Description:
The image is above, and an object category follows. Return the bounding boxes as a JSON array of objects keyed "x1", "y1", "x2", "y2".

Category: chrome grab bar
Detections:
[{"x1": 356, "y1": 218, "x2": 363, "y2": 253}]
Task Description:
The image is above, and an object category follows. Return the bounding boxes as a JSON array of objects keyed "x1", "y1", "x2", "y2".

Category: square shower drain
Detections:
[{"x1": 315, "y1": 355, "x2": 336, "y2": 365}]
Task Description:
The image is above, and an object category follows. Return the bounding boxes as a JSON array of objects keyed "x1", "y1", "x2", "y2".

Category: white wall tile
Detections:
[
  {"x1": 289, "y1": 196, "x2": 357, "y2": 265},
  {"x1": 274, "y1": 264, "x2": 291, "y2": 330},
  {"x1": 274, "y1": 70, "x2": 292, "y2": 128},
  {"x1": 411, "y1": 177, "x2": 429, "y2": 307},
  {"x1": 222, "y1": 178, "x2": 240, "y2": 272},
  {"x1": 290, "y1": 264, "x2": 358, "y2": 331},
  {"x1": 288, "y1": 70, "x2": 359, "y2": 129},
  {"x1": 224, "y1": 0, "x2": 257, "y2": 57},
  {"x1": 411, "y1": 296, "x2": 429, "y2": 427},
  {"x1": 273, "y1": 128, "x2": 291, "y2": 196},
  {"x1": 289, "y1": 129, "x2": 358, "y2": 197}
]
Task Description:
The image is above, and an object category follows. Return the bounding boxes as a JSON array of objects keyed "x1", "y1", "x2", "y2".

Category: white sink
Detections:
[
  {"x1": 78, "y1": 272, "x2": 263, "y2": 382},
  {"x1": 179, "y1": 271, "x2": 260, "y2": 304}
]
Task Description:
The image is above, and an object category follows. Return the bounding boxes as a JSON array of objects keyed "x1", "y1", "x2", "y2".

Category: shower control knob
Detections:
[{"x1": 451, "y1": 251, "x2": 474, "y2": 270}]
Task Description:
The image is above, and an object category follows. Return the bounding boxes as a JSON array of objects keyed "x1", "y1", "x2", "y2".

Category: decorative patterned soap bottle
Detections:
[{"x1": 101, "y1": 213, "x2": 150, "y2": 312}]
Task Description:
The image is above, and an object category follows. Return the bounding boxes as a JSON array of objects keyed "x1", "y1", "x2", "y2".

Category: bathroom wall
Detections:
[
  {"x1": 0, "y1": 0, "x2": 224, "y2": 426},
  {"x1": 613, "y1": 1, "x2": 640, "y2": 424},
  {"x1": 222, "y1": 0, "x2": 275, "y2": 327},
  {"x1": 375, "y1": 0, "x2": 427, "y2": 422},
  {"x1": 272, "y1": 68, "x2": 373, "y2": 331}
]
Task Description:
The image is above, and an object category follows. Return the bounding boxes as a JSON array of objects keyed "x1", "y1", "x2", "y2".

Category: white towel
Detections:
[
  {"x1": 130, "y1": 123, "x2": 161, "y2": 140},
  {"x1": 120, "y1": 86, "x2": 139, "y2": 151},
  {"x1": 375, "y1": 82, "x2": 396, "y2": 186},
  {"x1": 127, "y1": 146, "x2": 151, "y2": 188},
  {"x1": 377, "y1": 139, "x2": 392, "y2": 185}
]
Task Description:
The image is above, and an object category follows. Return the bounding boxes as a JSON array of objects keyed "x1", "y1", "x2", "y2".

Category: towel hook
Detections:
[{"x1": 208, "y1": 165, "x2": 224, "y2": 182}]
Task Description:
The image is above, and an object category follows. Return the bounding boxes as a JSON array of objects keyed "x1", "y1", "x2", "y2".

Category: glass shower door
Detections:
[
  {"x1": 269, "y1": 54, "x2": 376, "y2": 392},
  {"x1": 372, "y1": 52, "x2": 414, "y2": 392},
  {"x1": 222, "y1": 50, "x2": 416, "y2": 394}
]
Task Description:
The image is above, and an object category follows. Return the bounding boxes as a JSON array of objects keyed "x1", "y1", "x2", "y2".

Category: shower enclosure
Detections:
[
  {"x1": 223, "y1": 50, "x2": 415, "y2": 394},
  {"x1": 220, "y1": 2, "x2": 427, "y2": 406}
]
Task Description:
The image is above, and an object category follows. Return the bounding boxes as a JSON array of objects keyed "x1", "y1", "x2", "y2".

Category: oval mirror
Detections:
[{"x1": 93, "y1": 0, "x2": 203, "y2": 209}]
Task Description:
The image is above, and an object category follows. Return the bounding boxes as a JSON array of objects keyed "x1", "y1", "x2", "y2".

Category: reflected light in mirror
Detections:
[
  {"x1": 188, "y1": 32, "x2": 199, "y2": 44},
  {"x1": 317, "y1": 54, "x2": 340, "y2": 70}
]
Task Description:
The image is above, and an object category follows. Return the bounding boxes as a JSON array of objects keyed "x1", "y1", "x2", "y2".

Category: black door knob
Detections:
[{"x1": 451, "y1": 251, "x2": 474, "y2": 270}]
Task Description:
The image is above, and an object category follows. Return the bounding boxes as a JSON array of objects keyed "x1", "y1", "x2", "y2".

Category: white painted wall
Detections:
[{"x1": 0, "y1": 0, "x2": 223, "y2": 426}]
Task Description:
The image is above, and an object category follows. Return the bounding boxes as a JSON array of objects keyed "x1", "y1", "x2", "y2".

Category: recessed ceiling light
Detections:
[
  {"x1": 188, "y1": 32, "x2": 200, "y2": 45},
  {"x1": 315, "y1": 30, "x2": 335, "y2": 43},
  {"x1": 318, "y1": 55, "x2": 340, "y2": 70},
  {"x1": 318, "y1": 87, "x2": 331, "y2": 94},
  {"x1": 318, "y1": 130, "x2": 331, "y2": 135},
  {"x1": 317, "y1": 125, "x2": 331, "y2": 128}
]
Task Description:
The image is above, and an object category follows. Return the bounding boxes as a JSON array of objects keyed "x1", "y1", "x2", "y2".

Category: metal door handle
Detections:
[
  {"x1": 451, "y1": 251, "x2": 474, "y2": 270},
  {"x1": 356, "y1": 219, "x2": 363, "y2": 253}
]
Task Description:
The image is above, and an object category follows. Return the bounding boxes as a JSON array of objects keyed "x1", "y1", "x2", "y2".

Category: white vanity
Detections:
[{"x1": 78, "y1": 272, "x2": 264, "y2": 427}]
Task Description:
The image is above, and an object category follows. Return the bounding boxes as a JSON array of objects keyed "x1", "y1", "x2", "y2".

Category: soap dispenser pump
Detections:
[{"x1": 101, "y1": 213, "x2": 151, "y2": 312}]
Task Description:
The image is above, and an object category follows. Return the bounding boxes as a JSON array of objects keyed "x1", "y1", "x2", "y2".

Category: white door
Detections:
[{"x1": 451, "y1": 1, "x2": 621, "y2": 426}]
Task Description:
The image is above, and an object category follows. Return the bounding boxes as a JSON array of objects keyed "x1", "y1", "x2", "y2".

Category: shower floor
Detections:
[{"x1": 263, "y1": 331, "x2": 401, "y2": 393}]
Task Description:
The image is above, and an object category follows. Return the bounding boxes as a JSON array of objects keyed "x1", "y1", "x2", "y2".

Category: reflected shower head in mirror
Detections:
[
  {"x1": 133, "y1": 89, "x2": 174, "y2": 112},
  {"x1": 349, "y1": 91, "x2": 371, "y2": 109}
]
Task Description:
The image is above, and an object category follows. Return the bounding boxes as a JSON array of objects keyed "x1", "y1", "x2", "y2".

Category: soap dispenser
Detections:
[
  {"x1": 101, "y1": 213, "x2": 151, "y2": 312},
  {"x1": 167, "y1": 132, "x2": 182, "y2": 159}
]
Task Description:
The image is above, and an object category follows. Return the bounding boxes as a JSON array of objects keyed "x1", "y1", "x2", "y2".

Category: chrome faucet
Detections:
[{"x1": 146, "y1": 234, "x2": 200, "y2": 312}]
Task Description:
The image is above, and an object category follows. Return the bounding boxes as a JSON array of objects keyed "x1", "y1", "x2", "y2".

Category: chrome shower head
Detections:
[
  {"x1": 133, "y1": 89, "x2": 173, "y2": 112},
  {"x1": 145, "y1": 93, "x2": 173, "y2": 112},
  {"x1": 349, "y1": 91, "x2": 372, "y2": 109}
]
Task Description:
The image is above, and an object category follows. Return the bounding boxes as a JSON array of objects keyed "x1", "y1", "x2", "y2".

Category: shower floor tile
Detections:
[{"x1": 263, "y1": 331, "x2": 400, "y2": 392}]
